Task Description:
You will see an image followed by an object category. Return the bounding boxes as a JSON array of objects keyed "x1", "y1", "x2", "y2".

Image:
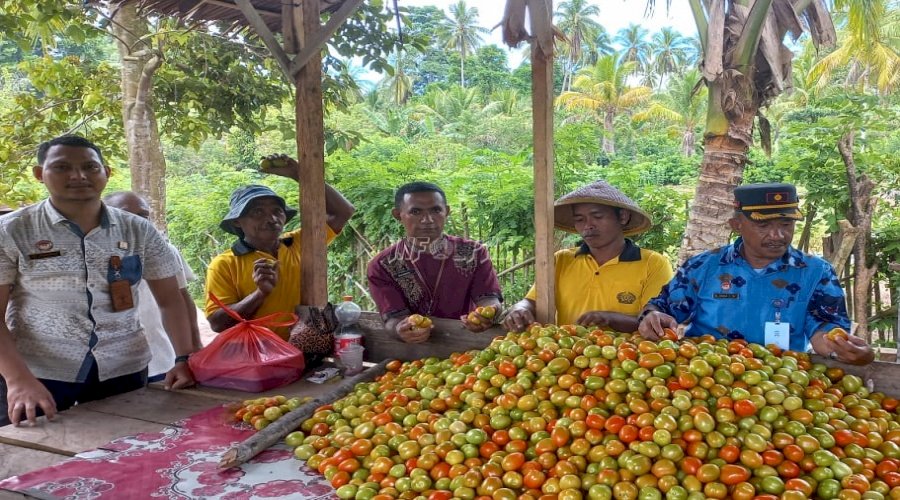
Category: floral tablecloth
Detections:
[{"x1": 0, "y1": 406, "x2": 335, "y2": 499}]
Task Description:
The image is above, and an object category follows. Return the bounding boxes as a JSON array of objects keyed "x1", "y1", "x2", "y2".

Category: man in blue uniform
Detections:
[{"x1": 638, "y1": 182, "x2": 874, "y2": 365}]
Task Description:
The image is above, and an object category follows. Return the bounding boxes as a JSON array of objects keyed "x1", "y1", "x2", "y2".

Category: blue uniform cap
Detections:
[{"x1": 734, "y1": 183, "x2": 803, "y2": 221}]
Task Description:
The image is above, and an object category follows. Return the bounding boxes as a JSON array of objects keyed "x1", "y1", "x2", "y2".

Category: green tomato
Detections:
[
  {"x1": 817, "y1": 478, "x2": 841, "y2": 499},
  {"x1": 292, "y1": 444, "x2": 315, "y2": 460},
  {"x1": 284, "y1": 431, "x2": 305, "y2": 448},
  {"x1": 335, "y1": 484, "x2": 357, "y2": 499}
]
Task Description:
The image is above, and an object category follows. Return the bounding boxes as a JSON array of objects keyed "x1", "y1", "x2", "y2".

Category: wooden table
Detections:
[
  {"x1": 0, "y1": 315, "x2": 498, "y2": 499},
  {"x1": 0, "y1": 375, "x2": 349, "y2": 499}
]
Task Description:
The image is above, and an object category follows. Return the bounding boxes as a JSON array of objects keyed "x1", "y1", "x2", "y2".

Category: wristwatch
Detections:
[
  {"x1": 174, "y1": 354, "x2": 191, "y2": 364},
  {"x1": 636, "y1": 310, "x2": 652, "y2": 326}
]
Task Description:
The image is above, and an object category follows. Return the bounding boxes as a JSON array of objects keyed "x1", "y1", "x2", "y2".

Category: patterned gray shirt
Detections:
[{"x1": 0, "y1": 200, "x2": 180, "y2": 382}]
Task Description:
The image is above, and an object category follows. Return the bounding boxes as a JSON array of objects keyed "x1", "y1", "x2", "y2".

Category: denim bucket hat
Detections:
[{"x1": 219, "y1": 185, "x2": 298, "y2": 236}]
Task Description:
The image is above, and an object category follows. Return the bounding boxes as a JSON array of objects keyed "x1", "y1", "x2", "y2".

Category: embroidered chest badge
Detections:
[
  {"x1": 35, "y1": 240, "x2": 53, "y2": 251},
  {"x1": 715, "y1": 273, "x2": 737, "y2": 297},
  {"x1": 617, "y1": 291, "x2": 636, "y2": 304}
]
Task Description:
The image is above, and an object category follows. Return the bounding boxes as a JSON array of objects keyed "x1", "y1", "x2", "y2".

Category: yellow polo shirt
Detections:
[
  {"x1": 205, "y1": 227, "x2": 337, "y2": 339},
  {"x1": 525, "y1": 241, "x2": 673, "y2": 328}
]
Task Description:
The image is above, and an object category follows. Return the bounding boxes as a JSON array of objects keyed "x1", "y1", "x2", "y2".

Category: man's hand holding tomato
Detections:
[
  {"x1": 395, "y1": 314, "x2": 432, "y2": 343},
  {"x1": 813, "y1": 328, "x2": 875, "y2": 366},
  {"x1": 637, "y1": 308, "x2": 679, "y2": 341},
  {"x1": 461, "y1": 305, "x2": 497, "y2": 333}
]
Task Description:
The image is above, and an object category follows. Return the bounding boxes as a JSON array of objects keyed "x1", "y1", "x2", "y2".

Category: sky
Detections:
[{"x1": 397, "y1": 0, "x2": 698, "y2": 68}]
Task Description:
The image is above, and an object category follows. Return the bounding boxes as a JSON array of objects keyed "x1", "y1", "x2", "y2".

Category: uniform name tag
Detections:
[
  {"x1": 28, "y1": 251, "x2": 62, "y2": 260},
  {"x1": 109, "y1": 255, "x2": 134, "y2": 311},
  {"x1": 713, "y1": 293, "x2": 739, "y2": 299},
  {"x1": 765, "y1": 321, "x2": 790, "y2": 350}
]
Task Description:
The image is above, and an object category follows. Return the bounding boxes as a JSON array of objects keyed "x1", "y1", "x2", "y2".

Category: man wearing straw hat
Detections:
[
  {"x1": 637, "y1": 182, "x2": 873, "y2": 365},
  {"x1": 204, "y1": 155, "x2": 355, "y2": 340},
  {"x1": 503, "y1": 180, "x2": 673, "y2": 332}
]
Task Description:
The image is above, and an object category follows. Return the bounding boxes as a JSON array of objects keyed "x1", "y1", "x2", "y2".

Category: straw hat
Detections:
[{"x1": 554, "y1": 180, "x2": 652, "y2": 236}]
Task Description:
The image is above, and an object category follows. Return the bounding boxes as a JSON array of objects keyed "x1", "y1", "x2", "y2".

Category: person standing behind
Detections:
[
  {"x1": 0, "y1": 135, "x2": 195, "y2": 427},
  {"x1": 503, "y1": 180, "x2": 673, "y2": 333},
  {"x1": 638, "y1": 182, "x2": 874, "y2": 365},
  {"x1": 367, "y1": 182, "x2": 503, "y2": 343},
  {"x1": 104, "y1": 191, "x2": 202, "y2": 381},
  {"x1": 204, "y1": 155, "x2": 355, "y2": 339}
]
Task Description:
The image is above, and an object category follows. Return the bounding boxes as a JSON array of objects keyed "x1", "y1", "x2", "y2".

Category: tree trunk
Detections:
[
  {"x1": 677, "y1": 73, "x2": 758, "y2": 263},
  {"x1": 839, "y1": 131, "x2": 878, "y2": 343},
  {"x1": 797, "y1": 204, "x2": 817, "y2": 252},
  {"x1": 602, "y1": 110, "x2": 615, "y2": 155},
  {"x1": 681, "y1": 128, "x2": 695, "y2": 157},
  {"x1": 110, "y1": 4, "x2": 168, "y2": 232},
  {"x1": 460, "y1": 49, "x2": 466, "y2": 88}
]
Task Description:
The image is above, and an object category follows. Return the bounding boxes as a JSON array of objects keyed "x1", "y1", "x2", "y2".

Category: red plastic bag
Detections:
[{"x1": 189, "y1": 294, "x2": 304, "y2": 392}]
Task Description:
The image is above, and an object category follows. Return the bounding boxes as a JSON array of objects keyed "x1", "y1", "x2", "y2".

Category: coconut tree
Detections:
[
  {"x1": 557, "y1": 54, "x2": 652, "y2": 155},
  {"x1": 615, "y1": 24, "x2": 652, "y2": 74},
  {"x1": 555, "y1": 0, "x2": 602, "y2": 91},
  {"x1": 647, "y1": 0, "x2": 839, "y2": 261},
  {"x1": 588, "y1": 27, "x2": 617, "y2": 64},
  {"x1": 633, "y1": 69, "x2": 708, "y2": 156},
  {"x1": 438, "y1": 0, "x2": 489, "y2": 88},
  {"x1": 382, "y1": 48, "x2": 414, "y2": 105},
  {"x1": 650, "y1": 27, "x2": 694, "y2": 86},
  {"x1": 809, "y1": 0, "x2": 899, "y2": 93}
]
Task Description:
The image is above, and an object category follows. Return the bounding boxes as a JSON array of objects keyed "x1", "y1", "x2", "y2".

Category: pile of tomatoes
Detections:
[
  {"x1": 278, "y1": 325, "x2": 900, "y2": 500},
  {"x1": 234, "y1": 395, "x2": 310, "y2": 430}
]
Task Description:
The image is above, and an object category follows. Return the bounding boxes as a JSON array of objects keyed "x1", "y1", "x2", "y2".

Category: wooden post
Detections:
[
  {"x1": 282, "y1": 0, "x2": 303, "y2": 54},
  {"x1": 295, "y1": 0, "x2": 328, "y2": 306},
  {"x1": 529, "y1": 0, "x2": 555, "y2": 323}
]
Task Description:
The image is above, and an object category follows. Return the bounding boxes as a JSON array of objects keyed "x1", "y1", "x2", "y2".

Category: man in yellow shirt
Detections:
[
  {"x1": 204, "y1": 156, "x2": 355, "y2": 339},
  {"x1": 503, "y1": 180, "x2": 673, "y2": 332}
]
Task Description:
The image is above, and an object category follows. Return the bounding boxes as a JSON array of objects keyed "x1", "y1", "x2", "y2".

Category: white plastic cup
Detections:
[{"x1": 338, "y1": 344, "x2": 364, "y2": 375}]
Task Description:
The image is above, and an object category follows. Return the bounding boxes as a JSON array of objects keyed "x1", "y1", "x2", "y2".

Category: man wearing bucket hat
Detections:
[
  {"x1": 502, "y1": 180, "x2": 673, "y2": 332},
  {"x1": 204, "y1": 155, "x2": 355, "y2": 339},
  {"x1": 638, "y1": 182, "x2": 873, "y2": 365}
]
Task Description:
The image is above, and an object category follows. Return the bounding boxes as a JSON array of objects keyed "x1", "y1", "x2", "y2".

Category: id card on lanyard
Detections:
[{"x1": 764, "y1": 298, "x2": 790, "y2": 350}]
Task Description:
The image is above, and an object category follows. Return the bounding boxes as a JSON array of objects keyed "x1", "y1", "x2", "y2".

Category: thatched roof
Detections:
[{"x1": 113, "y1": 0, "x2": 346, "y2": 33}]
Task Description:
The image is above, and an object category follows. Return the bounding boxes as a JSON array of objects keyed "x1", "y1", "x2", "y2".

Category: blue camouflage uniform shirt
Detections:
[{"x1": 648, "y1": 237, "x2": 850, "y2": 351}]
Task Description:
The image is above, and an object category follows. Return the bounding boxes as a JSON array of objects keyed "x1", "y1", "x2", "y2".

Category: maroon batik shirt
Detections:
[{"x1": 367, "y1": 234, "x2": 503, "y2": 321}]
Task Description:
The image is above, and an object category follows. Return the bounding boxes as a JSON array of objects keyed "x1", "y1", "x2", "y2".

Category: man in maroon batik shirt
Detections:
[{"x1": 367, "y1": 182, "x2": 503, "y2": 343}]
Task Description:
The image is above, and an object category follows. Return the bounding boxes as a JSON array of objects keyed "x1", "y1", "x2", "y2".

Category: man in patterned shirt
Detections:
[
  {"x1": 638, "y1": 182, "x2": 874, "y2": 365},
  {"x1": 0, "y1": 135, "x2": 196, "y2": 427},
  {"x1": 367, "y1": 182, "x2": 503, "y2": 343}
]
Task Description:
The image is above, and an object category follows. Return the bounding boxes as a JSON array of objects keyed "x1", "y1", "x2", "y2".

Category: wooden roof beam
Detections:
[
  {"x1": 233, "y1": 0, "x2": 293, "y2": 78},
  {"x1": 201, "y1": 0, "x2": 281, "y2": 18},
  {"x1": 288, "y1": 0, "x2": 364, "y2": 76}
]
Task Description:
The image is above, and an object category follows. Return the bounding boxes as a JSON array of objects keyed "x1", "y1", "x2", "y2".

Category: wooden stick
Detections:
[{"x1": 219, "y1": 360, "x2": 391, "y2": 468}]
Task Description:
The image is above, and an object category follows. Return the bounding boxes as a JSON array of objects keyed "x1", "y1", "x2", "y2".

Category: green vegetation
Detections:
[{"x1": 0, "y1": 2, "x2": 897, "y2": 338}]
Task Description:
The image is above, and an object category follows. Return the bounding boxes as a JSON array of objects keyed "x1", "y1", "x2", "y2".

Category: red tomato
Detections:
[{"x1": 733, "y1": 399, "x2": 758, "y2": 417}]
